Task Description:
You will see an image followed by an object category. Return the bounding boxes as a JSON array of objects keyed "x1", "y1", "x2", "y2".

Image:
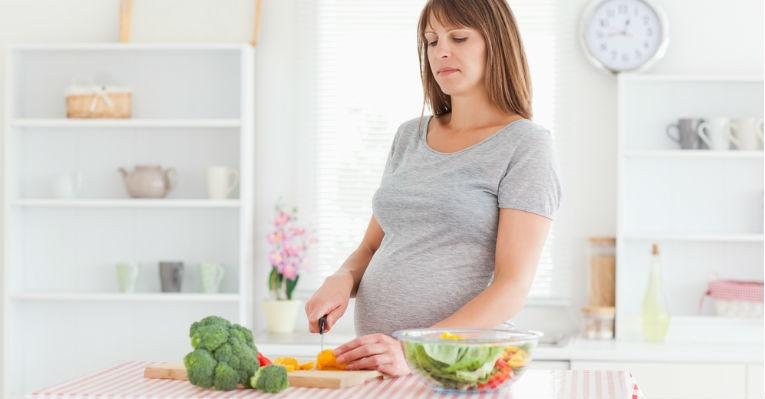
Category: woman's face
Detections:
[{"x1": 424, "y1": 17, "x2": 486, "y2": 97}]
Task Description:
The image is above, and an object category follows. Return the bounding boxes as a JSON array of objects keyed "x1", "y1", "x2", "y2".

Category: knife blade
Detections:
[{"x1": 318, "y1": 315, "x2": 328, "y2": 352}]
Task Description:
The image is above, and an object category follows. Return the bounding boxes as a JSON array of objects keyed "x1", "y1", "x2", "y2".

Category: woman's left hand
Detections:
[{"x1": 333, "y1": 333, "x2": 411, "y2": 377}]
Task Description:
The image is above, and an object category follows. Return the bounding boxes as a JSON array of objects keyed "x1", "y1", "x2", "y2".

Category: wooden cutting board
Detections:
[{"x1": 144, "y1": 362, "x2": 383, "y2": 389}]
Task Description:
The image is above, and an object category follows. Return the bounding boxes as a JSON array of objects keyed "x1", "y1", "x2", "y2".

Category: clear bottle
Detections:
[{"x1": 641, "y1": 243, "x2": 670, "y2": 342}]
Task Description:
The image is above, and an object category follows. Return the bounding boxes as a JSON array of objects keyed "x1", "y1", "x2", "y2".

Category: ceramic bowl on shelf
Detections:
[{"x1": 392, "y1": 328, "x2": 542, "y2": 394}]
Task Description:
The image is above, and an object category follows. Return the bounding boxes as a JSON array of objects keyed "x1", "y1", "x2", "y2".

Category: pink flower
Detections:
[
  {"x1": 283, "y1": 244, "x2": 298, "y2": 257},
  {"x1": 268, "y1": 251, "x2": 283, "y2": 266},
  {"x1": 267, "y1": 231, "x2": 284, "y2": 244},
  {"x1": 274, "y1": 211, "x2": 291, "y2": 227},
  {"x1": 290, "y1": 227, "x2": 305, "y2": 236},
  {"x1": 282, "y1": 263, "x2": 298, "y2": 280}
]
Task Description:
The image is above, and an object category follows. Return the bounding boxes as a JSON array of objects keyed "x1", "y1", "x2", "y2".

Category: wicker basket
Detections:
[{"x1": 65, "y1": 85, "x2": 132, "y2": 118}]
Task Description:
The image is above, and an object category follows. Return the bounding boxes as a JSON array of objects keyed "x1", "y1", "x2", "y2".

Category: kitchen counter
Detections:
[
  {"x1": 27, "y1": 361, "x2": 644, "y2": 398},
  {"x1": 254, "y1": 330, "x2": 764, "y2": 364},
  {"x1": 545, "y1": 337, "x2": 763, "y2": 363}
]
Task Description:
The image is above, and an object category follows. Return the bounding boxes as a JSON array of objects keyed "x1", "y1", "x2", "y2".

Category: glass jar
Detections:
[
  {"x1": 581, "y1": 306, "x2": 615, "y2": 340},
  {"x1": 588, "y1": 237, "x2": 616, "y2": 307}
]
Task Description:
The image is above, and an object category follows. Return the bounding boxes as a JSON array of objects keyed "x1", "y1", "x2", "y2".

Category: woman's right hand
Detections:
[{"x1": 305, "y1": 272, "x2": 354, "y2": 333}]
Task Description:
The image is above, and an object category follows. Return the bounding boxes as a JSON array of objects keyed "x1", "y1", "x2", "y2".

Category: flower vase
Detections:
[{"x1": 262, "y1": 299, "x2": 302, "y2": 333}]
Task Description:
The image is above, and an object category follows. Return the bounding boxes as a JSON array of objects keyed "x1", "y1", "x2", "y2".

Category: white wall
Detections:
[{"x1": 0, "y1": 0, "x2": 761, "y2": 377}]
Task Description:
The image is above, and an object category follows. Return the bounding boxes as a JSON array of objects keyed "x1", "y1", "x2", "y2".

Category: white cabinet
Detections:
[
  {"x1": 529, "y1": 361, "x2": 570, "y2": 370},
  {"x1": 572, "y1": 360, "x2": 748, "y2": 399},
  {"x1": 616, "y1": 74, "x2": 764, "y2": 342},
  {"x1": 2, "y1": 43, "x2": 255, "y2": 398},
  {"x1": 747, "y1": 364, "x2": 764, "y2": 399}
]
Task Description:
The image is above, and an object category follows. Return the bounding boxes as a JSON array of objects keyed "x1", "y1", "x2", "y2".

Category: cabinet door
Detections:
[
  {"x1": 747, "y1": 364, "x2": 764, "y2": 399},
  {"x1": 572, "y1": 361, "x2": 746, "y2": 399},
  {"x1": 529, "y1": 361, "x2": 570, "y2": 370}
]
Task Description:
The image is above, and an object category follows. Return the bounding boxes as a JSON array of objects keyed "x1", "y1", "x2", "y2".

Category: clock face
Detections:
[{"x1": 583, "y1": 0, "x2": 666, "y2": 72}]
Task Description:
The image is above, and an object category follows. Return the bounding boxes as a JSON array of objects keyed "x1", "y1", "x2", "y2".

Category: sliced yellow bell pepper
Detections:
[
  {"x1": 273, "y1": 356, "x2": 300, "y2": 372},
  {"x1": 508, "y1": 349, "x2": 528, "y2": 369},
  {"x1": 439, "y1": 331, "x2": 466, "y2": 340},
  {"x1": 299, "y1": 361, "x2": 315, "y2": 370}
]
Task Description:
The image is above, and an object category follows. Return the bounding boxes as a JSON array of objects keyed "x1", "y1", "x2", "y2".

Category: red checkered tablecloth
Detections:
[{"x1": 28, "y1": 361, "x2": 644, "y2": 399}]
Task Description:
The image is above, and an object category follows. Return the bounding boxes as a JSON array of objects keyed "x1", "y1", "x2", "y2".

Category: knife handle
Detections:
[{"x1": 318, "y1": 315, "x2": 328, "y2": 334}]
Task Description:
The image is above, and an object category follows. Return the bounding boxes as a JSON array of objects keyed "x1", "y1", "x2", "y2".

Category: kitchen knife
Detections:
[{"x1": 318, "y1": 314, "x2": 328, "y2": 352}]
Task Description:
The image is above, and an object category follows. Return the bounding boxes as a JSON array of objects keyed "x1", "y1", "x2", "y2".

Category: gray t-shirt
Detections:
[{"x1": 354, "y1": 115, "x2": 562, "y2": 336}]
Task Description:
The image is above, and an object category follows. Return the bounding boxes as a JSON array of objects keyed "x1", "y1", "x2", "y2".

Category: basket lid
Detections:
[
  {"x1": 65, "y1": 85, "x2": 132, "y2": 96},
  {"x1": 588, "y1": 237, "x2": 615, "y2": 245},
  {"x1": 581, "y1": 306, "x2": 615, "y2": 317}
]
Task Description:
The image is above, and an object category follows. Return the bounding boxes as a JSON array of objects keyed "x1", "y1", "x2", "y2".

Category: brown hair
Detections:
[{"x1": 416, "y1": 0, "x2": 533, "y2": 120}]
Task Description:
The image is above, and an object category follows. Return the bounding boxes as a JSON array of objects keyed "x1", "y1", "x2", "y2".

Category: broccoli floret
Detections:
[
  {"x1": 213, "y1": 362, "x2": 240, "y2": 391},
  {"x1": 184, "y1": 315, "x2": 261, "y2": 391},
  {"x1": 230, "y1": 324, "x2": 254, "y2": 346},
  {"x1": 191, "y1": 315, "x2": 229, "y2": 329},
  {"x1": 192, "y1": 324, "x2": 229, "y2": 351},
  {"x1": 214, "y1": 343, "x2": 233, "y2": 363},
  {"x1": 232, "y1": 342, "x2": 259, "y2": 388},
  {"x1": 183, "y1": 349, "x2": 216, "y2": 388},
  {"x1": 251, "y1": 365, "x2": 289, "y2": 393}
]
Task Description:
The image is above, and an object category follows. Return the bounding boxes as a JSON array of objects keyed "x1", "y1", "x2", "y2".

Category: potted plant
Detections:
[{"x1": 262, "y1": 202, "x2": 316, "y2": 333}]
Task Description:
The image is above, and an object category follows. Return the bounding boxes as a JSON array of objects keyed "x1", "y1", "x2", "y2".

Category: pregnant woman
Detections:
[{"x1": 305, "y1": 0, "x2": 562, "y2": 377}]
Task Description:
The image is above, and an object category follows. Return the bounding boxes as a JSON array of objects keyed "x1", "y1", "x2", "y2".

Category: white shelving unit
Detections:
[
  {"x1": 2, "y1": 43, "x2": 254, "y2": 398},
  {"x1": 615, "y1": 74, "x2": 764, "y2": 342}
]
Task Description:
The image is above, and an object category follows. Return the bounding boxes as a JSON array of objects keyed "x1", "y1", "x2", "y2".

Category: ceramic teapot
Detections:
[{"x1": 118, "y1": 165, "x2": 177, "y2": 198}]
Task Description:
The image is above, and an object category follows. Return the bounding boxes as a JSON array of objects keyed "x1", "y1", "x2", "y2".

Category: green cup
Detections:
[
  {"x1": 200, "y1": 263, "x2": 225, "y2": 293},
  {"x1": 116, "y1": 262, "x2": 139, "y2": 293}
]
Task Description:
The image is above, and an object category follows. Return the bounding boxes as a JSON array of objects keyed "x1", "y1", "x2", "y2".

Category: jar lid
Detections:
[
  {"x1": 588, "y1": 237, "x2": 616, "y2": 245},
  {"x1": 581, "y1": 306, "x2": 615, "y2": 317}
]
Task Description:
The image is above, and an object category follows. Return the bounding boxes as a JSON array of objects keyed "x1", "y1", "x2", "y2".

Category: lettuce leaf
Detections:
[
  {"x1": 408, "y1": 343, "x2": 505, "y2": 384},
  {"x1": 422, "y1": 343, "x2": 462, "y2": 364}
]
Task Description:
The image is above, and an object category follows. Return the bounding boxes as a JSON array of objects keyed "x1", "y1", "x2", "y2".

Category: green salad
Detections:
[{"x1": 402, "y1": 341, "x2": 532, "y2": 391}]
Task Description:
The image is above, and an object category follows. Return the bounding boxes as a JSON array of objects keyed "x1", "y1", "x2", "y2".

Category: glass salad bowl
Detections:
[{"x1": 392, "y1": 328, "x2": 542, "y2": 394}]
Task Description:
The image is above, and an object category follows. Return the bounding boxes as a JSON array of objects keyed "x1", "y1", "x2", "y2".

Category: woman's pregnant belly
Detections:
[{"x1": 353, "y1": 245, "x2": 493, "y2": 336}]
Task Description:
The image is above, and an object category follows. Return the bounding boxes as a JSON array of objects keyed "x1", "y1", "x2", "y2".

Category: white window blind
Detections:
[{"x1": 295, "y1": 0, "x2": 568, "y2": 302}]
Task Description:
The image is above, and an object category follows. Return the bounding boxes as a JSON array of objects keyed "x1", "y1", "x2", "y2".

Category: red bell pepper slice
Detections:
[{"x1": 257, "y1": 351, "x2": 272, "y2": 366}]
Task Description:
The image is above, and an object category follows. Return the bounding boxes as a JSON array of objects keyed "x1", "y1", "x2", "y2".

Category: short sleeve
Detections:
[
  {"x1": 381, "y1": 120, "x2": 408, "y2": 179},
  {"x1": 497, "y1": 128, "x2": 562, "y2": 220},
  {"x1": 382, "y1": 135, "x2": 397, "y2": 177}
]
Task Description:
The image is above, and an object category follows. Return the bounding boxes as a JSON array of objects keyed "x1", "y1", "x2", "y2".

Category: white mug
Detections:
[
  {"x1": 697, "y1": 117, "x2": 734, "y2": 151},
  {"x1": 52, "y1": 172, "x2": 83, "y2": 198},
  {"x1": 207, "y1": 166, "x2": 239, "y2": 199},
  {"x1": 730, "y1": 117, "x2": 764, "y2": 151}
]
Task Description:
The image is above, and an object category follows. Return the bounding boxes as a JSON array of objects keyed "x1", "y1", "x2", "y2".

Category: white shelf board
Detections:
[
  {"x1": 12, "y1": 199, "x2": 241, "y2": 208},
  {"x1": 525, "y1": 297, "x2": 572, "y2": 307},
  {"x1": 618, "y1": 73, "x2": 764, "y2": 83},
  {"x1": 615, "y1": 315, "x2": 764, "y2": 344},
  {"x1": 10, "y1": 118, "x2": 241, "y2": 128},
  {"x1": 9, "y1": 43, "x2": 250, "y2": 51},
  {"x1": 621, "y1": 233, "x2": 763, "y2": 242},
  {"x1": 10, "y1": 292, "x2": 240, "y2": 302},
  {"x1": 625, "y1": 150, "x2": 764, "y2": 159}
]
